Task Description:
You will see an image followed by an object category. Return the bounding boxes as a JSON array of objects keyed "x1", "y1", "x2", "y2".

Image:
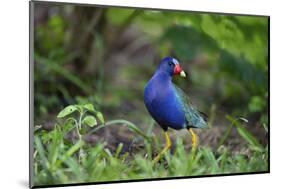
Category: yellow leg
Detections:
[
  {"x1": 187, "y1": 128, "x2": 198, "y2": 155},
  {"x1": 153, "y1": 131, "x2": 171, "y2": 164}
]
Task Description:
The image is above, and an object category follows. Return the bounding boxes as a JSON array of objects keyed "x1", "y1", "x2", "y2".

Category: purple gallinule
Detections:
[{"x1": 144, "y1": 56, "x2": 208, "y2": 162}]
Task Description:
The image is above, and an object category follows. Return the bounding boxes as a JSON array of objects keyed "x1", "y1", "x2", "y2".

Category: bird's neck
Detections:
[
  {"x1": 149, "y1": 71, "x2": 173, "y2": 100},
  {"x1": 152, "y1": 71, "x2": 172, "y2": 85}
]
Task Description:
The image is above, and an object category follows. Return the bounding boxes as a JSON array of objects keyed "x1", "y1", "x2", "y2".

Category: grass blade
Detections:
[
  {"x1": 236, "y1": 125, "x2": 263, "y2": 151},
  {"x1": 89, "y1": 119, "x2": 151, "y2": 141},
  {"x1": 226, "y1": 115, "x2": 263, "y2": 151},
  {"x1": 34, "y1": 136, "x2": 50, "y2": 170}
]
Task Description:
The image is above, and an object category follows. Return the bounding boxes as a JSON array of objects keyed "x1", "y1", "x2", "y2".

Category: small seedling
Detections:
[
  {"x1": 57, "y1": 103, "x2": 105, "y2": 141},
  {"x1": 57, "y1": 103, "x2": 105, "y2": 162}
]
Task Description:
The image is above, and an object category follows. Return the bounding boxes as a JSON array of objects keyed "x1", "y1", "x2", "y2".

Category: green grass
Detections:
[{"x1": 33, "y1": 114, "x2": 268, "y2": 187}]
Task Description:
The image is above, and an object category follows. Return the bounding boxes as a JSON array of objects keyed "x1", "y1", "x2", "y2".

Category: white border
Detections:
[{"x1": 1, "y1": 0, "x2": 280, "y2": 189}]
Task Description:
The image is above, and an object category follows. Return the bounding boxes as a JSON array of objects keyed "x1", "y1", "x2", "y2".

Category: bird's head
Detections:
[{"x1": 157, "y1": 56, "x2": 186, "y2": 78}]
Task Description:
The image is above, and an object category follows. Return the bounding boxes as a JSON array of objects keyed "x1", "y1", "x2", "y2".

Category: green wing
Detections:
[{"x1": 172, "y1": 84, "x2": 207, "y2": 129}]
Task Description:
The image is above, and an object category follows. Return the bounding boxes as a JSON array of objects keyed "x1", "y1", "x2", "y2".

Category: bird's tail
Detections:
[
  {"x1": 199, "y1": 111, "x2": 208, "y2": 122},
  {"x1": 196, "y1": 112, "x2": 208, "y2": 129}
]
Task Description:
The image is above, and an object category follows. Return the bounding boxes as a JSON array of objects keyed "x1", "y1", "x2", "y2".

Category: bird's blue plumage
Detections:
[{"x1": 144, "y1": 57, "x2": 207, "y2": 131}]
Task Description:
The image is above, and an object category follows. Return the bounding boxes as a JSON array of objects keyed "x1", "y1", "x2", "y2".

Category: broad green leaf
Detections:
[
  {"x1": 96, "y1": 112, "x2": 105, "y2": 124},
  {"x1": 161, "y1": 25, "x2": 219, "y2": 61},
  {"x1": 75, "y1": 104, "x2": 83, "y2": 112},
  {"x1": 83, "y1": 104, "x2": 95, "y2": 112},
  {"x1": 57, "y1": 105, "x2": 77, "y2": 118},
  {"x1": 82, "y1": 115, "x2": 97, "y2": 127}
]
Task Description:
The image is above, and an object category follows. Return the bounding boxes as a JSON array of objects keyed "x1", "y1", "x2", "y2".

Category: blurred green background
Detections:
[
  {"x1": 34, "y1": 2, "x2": 268, "y2": 145},
  {"x1": 33, "y1": 1, "x2": 268, "y2": 178}
]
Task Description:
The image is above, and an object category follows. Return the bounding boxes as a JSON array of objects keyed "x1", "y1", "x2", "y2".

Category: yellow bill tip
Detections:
[{"x1": 180, "y1": 70, "x2": 186, "y2": 77}]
